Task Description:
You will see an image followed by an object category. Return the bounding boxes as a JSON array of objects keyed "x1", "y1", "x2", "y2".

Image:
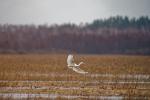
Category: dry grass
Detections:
[
  {"x1": 0, "y1": 54, "x2": 149, "y2": 81},
  {"x1": 0, "y1": 54, "x2": 150, "y2": 99}
]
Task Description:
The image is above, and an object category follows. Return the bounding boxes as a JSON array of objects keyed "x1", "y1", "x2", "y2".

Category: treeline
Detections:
[
  {"x1": 88, "y1": 16, "x2": 150, "y2": 29},
  {"x1": 0, "y1": 16, "x2": 150, "y2": 54}
]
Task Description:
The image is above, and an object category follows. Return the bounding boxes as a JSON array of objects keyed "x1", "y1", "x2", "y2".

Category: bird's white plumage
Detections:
[
  {"x1": 67, "y1": 54, "x2": 88, "y2": 74},
  {"x1": 67, "y1": 54, "x2": 75, "y2": 67}
]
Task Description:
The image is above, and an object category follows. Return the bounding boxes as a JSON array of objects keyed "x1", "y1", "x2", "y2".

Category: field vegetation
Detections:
[{"x1": 0, "y1": 54, "x2": 150, "y2": 99}]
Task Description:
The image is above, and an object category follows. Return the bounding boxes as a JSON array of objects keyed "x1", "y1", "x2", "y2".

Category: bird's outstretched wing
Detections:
[
  {"x1": 72, "y1": 67, "x2": 88, "y2": 74},
  {"x1": 67, "y1": 54, "x2": 88, "y2": 74}
]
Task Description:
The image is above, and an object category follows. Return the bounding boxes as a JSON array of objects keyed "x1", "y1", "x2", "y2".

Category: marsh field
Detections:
[{"x1": 0, "y1": 54, "x2": 150, "y2": 100}]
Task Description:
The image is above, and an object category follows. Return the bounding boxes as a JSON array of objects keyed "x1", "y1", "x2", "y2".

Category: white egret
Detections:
[{"x1": 67, "y1": 54, "x2": 88, "y2": 74}]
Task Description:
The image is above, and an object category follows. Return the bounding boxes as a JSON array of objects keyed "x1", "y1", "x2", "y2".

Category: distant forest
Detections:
[{"x1": 0, "y1": 16, "x2": 150, "y2": 54}]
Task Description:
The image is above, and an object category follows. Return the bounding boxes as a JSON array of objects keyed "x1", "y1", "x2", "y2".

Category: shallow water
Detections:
[
  {"x1": 89, "y1": 74, "x2": 150, "y2": 79},
  {"x1": 29, "y1": 73, "x2": 150, "y2": 80},
  {"x1": 1, "y1": 93, "x2": 148, "y2": 100},
  {"x1": 0, "y1": 80, "x2": 150, "y2": 84},
  {"x1": 0, "y1": 73, "x2": 149, "y2": 99},
  {"x1": 3, "y1": 73, "x2": 150, "y2": 80},
  {"x1": 0, "y1": 86, "x2": 82, "y2": 90}
]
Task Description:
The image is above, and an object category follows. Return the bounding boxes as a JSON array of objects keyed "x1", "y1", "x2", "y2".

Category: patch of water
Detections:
[
  {"x1": 0, "y1": 93, "x2": 149, "y2": 100},
  {"x1": 89, "y1": 74, "x2": 150, "y2": 80},
  {"x1": 0, "y1": 86, "x2": 82, "y2": 90},
  {"x1": 3, "y1": 73, "x2": 150, "y2": 80},
  {"x1": 0, "y1": 80, "x2": 150, "y2": 84},
  {"x1": 0, "y1": 93, "x2": 124, "y2": 100}
]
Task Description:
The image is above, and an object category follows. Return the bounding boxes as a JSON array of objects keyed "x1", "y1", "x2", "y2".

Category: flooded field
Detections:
[
  {"x1": 1, "y1": 93, "x2": 149, "y2": 100},
  {"x1": 0, "y1": 54, "x2": 150, "y2": 99}
]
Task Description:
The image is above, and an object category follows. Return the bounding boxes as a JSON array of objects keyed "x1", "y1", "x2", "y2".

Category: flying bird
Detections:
[{"x1": 67, "y1": 54, "x2": 88, "y2": 74}]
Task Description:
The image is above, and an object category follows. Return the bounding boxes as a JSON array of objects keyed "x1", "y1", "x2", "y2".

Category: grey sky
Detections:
[{"x1": 0, "y1": 0, "x2": 150, "y2": 25}]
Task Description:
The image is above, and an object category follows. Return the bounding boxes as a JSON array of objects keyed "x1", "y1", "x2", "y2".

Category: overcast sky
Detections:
[{"x1": 0, "y1": 0, "x2": 150, "y2": 25}]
